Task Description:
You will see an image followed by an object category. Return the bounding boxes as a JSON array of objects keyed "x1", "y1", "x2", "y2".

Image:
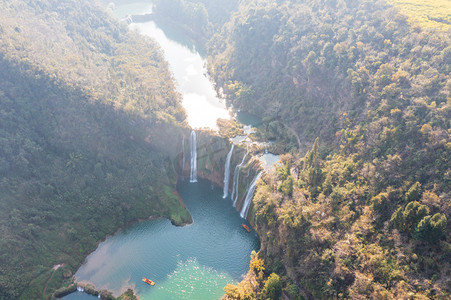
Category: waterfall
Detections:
[
  {"x1": 190, "y1": 130, "x2": 197, "y2": 183},
  {"x1": 240, "y1": 171, "x2": 262, "y2": 219},
  {"x1": 231, "y1": 166, "x2": 240, "y2": 206},
  {"x1": 232, "y1": 153, "x2": 247, "y2": 207},
  {"x1": 222, "y1": 144, "x2": 235, "y2": 198},
  {"x1": 181, "y1": 136, "x2": 185, "y2": 179}
]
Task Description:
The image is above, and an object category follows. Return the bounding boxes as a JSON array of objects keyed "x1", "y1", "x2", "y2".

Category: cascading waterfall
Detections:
[
  {"x1": 181, "y1": 136, "x2": 186, "y2": 179},
  {"x1": 222, "y1": 144, "x2": 235, "y2": 198},
  {"x1": 240, "y1": 171, "x2": 262, "y2": 219},
  {"x1": 231, "y1": 153, "x2": 248, "y2": 207},
  {"x1": 231, "y1": 167, "x2": 240, "y2": 206},
  {"x1": 190, "y1": 130, "x2": 197, "y2": 183}
]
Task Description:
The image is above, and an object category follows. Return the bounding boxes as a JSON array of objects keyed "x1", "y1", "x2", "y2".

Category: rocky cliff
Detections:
[{"x1": 176, "y1": 129, "x2": 263, "y2": 220}]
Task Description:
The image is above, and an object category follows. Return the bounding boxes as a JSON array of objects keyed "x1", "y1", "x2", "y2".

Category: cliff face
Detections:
[
  {"x1": 176, "y1": 129, "x2": 263, "y2": 219},
  {"x1": 197, "y1": 131, "x2": 232, "y2": 187},
  {"x1": 232, "y1": 157, "x2": 262, "y2": 215}
]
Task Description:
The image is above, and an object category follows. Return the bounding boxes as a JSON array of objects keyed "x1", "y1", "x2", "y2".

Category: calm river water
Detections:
[{"x1": 70, "y1": 180, "x2": 259, "y2": 299}]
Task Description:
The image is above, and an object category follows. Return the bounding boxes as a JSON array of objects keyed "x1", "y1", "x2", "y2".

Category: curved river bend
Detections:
[{"x1": 64, "y1": 3, "x2": 258, "y2": 299}]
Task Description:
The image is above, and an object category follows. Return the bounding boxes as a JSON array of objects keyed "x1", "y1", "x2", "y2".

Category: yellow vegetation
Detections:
[{"x1": 388, "y1": 0, "x2": 451, "y2": 31}]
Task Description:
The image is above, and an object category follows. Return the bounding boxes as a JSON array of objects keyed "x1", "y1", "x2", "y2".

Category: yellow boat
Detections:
[{"x1": 142, "y1": 278, "x2": 155, "y2": 286}]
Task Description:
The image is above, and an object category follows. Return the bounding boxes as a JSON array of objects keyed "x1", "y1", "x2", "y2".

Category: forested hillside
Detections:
[
  {"x1": 151, "y1": 0, "x2": 240, "y2": 51},
  {"x1": 1, "y1": 0, "x2": 450, "y2": 299},
  {"x1": 0, "y1": 0, "x2": 190, "y2": 298},
  {"x1": 208, "y1": 0, "x2": 450, "y2": 151},
  {"x1": 202, "y1": 0, "x2": 450, "y2": 299}
]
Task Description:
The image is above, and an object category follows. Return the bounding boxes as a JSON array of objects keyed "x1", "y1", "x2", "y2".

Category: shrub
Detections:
[{"x1": 261, "y1": 273, "x2": 282, "y2": 300}]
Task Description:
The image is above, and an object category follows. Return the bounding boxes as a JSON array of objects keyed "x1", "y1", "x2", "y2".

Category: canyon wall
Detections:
[{"x1": 176, "y1": 130, "x2": 263, "y2": 220}]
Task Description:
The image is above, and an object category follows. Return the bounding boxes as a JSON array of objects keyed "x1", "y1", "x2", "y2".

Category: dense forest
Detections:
[
  {"x1": 152, "y1": 0, "x2": 450, "y2": 299},
  {"x1": 0, "y1": 0, "x2": 191, "y2": 298},
  {"x1": 1, "y1": 0, "x2": 450, "y2": 299}
]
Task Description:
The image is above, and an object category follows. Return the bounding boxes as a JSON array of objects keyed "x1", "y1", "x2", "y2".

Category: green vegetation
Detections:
[
  {"x1": 223, "y1": 251, "x2": 295, "y2": 300},
  {"x1": 0, "y1": 0, "x2": 190, "y2": 298},
  {"x1": 152, "y1": 0, "x2": 212, "y2": 45},
  {"x1": 117, "y1": 289, "x2": 138, "y2": 300},
  {"x1": 149, "y1": 0, "x2": 240, "y2": 55},
  {"x1": 217, "y1": 118, "x2": 245, "y2": 138},
  {"x1": 1, "y1": 0, "x2": 450, "y2": 299},
  {"x1": 152, "y1": 0, "x2": 240, "y2": 36},
  {"x1": 244, "y1": 147, "x2": 449, "y2": 298},
  {"x1": 194, "y1": 0, "x2": 449, "y2": 298},
  {"x1": 261, "y1": 273, "x2": 282, "y2": 300},
  {"x1": 162, "y1": 185, "x2": 193, "y2": 225}
]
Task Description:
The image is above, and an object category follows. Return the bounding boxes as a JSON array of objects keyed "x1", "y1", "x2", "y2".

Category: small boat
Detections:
[
  {"x1": 242, "y1": 224, "x2": 251, "y2": 232},
  {"x1": 142, "y1": 278, "x2": 155, "y2": 286}
]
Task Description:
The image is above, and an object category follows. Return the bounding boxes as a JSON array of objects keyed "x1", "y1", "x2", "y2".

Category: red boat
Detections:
[
  {"x1": 242, "y1": 224, "x2": 251, "y2": 232},
  {"x1": 142, "y1": 278, "x2": 155, "y2": 286}
]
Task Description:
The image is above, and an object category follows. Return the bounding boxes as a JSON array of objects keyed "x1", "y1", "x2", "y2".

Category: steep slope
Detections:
[
  {"x1": 0, "y1": 0, "x2": 190, "y2": 298},
  {"x1": 150, "y1": 0, "x2": 240, "y2": 53},
  {"x1": 208, "y1": 0, "x2": 450, "y2": 152},
  {"x1": 201, "y1": 0, "x2": 450, "y2": 299}
]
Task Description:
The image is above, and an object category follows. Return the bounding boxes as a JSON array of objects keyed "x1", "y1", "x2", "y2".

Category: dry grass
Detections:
[{"x1": 388, "y1": 0, "x2": 451, "y2": 31}]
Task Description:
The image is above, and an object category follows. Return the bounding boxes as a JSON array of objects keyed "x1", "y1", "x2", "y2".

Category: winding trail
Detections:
[
  {"x1": 43, "y1": 264, "x2": 63, "y2": 297},
  {"x1": 282, "y1": 122, "x2": 302, "y2": 149},
  {"x1": 173, "y1": 190, "x2": 187, "y2": 209}
]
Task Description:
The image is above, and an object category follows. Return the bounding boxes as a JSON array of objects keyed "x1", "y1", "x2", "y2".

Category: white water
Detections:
[
  {"x1": 231, "y1": 166, "x2": 240, "y2": 206},
  {"x1": 240, "y1": 171, "x2": 262, "y2": 219},
  {"x1": 258, "y1": 153, "x2": 280, "y2": 172},
  {"x1": 222, "y1": 145, "x2": 234, "y2": 198},
  {"x1": 190, "y1": 131, "x2": 197, "y2": 183},
  {"x1": 182, "y1": 136, "x2": 186, "y2": 179},
  {"x1": 231, "y1": 153, "x2": 248, "y2": 207}
]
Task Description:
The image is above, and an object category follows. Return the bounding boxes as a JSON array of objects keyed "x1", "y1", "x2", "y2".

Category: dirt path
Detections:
[
  {"x1": 172, "y1": 190, "x2": 187, "y2": 209},
  {"x1": 42, "y1": 264, "x2": 63, "y2": 297},
  {"x1": 282, "y1": 122, "x2": 302, "y2": 149}
]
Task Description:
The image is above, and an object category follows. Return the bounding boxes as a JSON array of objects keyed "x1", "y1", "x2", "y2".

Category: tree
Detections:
[
  {"x1": 370, "y1": 192, "x2": 389, "y2": 219},
  {"x1": 375, "y1": 64, "x2": 395, "y2": 88},
  {"x1": 391, "y1": 201, "x2": 430, "y2": 235},
  {"x1": 261, "y1": 273, "x2": 282, "y2": 300},
  {"x1": 278, "y1": 176, "x2": 293, "y2": 197},
  {"x1": 249, "y1": 250, "x2": 265, "y2": 274},
  {"x1": 223, "y1": 283, "x2": 254, "y2": 300},
  {"x1": 405, "y1": 182, "x2": 422, "y2": 202},
  {"x1": 414, "y1": 213, "x2": 447, "y2": 243}
]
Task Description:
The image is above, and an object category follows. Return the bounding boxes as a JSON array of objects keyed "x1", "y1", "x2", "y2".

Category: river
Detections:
[
  {"x1": 68, "y1": 180, "x2": 259, "y2": 299},
  {"x1": 63, "y1": 2, "x2": 259, "y2": 299},
  {"x1": 113, "y1": 1, "x2": 230, "y2": 130}
]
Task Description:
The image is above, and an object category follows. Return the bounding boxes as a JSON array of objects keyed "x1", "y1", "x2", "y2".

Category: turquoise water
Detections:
[
  {"x1": 235, "y1": 111, "x2": 262, "y2": 128},
  {"x1": 63, "y1": 291, "x2": 98, "y2": 300},
  {"x1": 68, "y1": 180, "x2": 259, "y2": 299}
]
